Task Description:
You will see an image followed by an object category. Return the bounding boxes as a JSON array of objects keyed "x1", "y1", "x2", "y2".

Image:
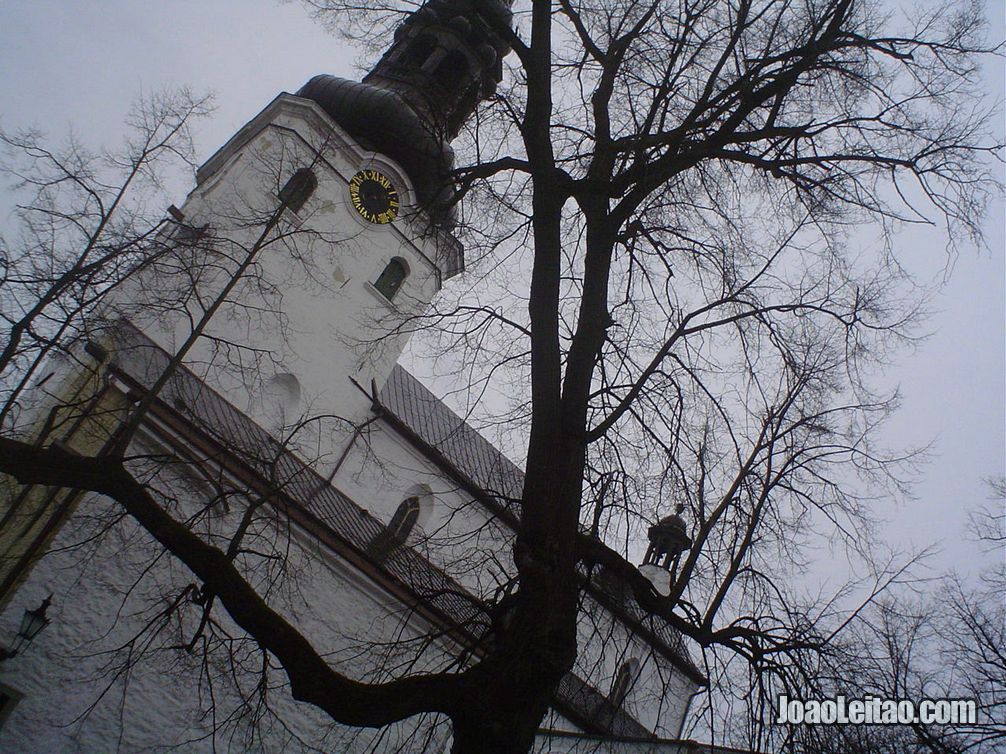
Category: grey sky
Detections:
[{"x1": 1, "y1": 0, "x2": 1003, "y2": 577}]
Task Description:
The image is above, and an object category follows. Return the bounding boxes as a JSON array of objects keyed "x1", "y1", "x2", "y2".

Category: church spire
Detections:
[
  {"x1": 296, "y1": 1, "x2": 513, "y2": 226},
  {"x1": 364, "y1": 0, "x2": 513, "y2": 139}
]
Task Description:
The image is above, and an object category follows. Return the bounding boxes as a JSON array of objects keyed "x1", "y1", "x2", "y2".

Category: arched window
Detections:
[
  {"x1": 278, "y1": 168, "x2": 317, "y2": 214},
  {"x1": 262, "y1": 372, "x2": 302, "y2": 430},
  {"x1": 609, "y1": 658, "x2": 640, "y2": 709},
  {"x1": 367, "y1": 496, "x2": 423, "y2": 560},
  {"x1": 388, "y1": 496, "x2": 422, "y2": 542},
  {"x1": 404, "y1": 34, "x2": 437, "y2": 68},
  {"x1": 374, "y1": 257, "x2": 409, "y2": 301},
  {"x1": 434, "y1": 49, "x2": 469, "y2": 92}
]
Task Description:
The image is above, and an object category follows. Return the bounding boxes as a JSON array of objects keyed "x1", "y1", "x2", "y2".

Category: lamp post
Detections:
[{"x1": 0, "y1": 594, "x2": 53, "y2": 661}]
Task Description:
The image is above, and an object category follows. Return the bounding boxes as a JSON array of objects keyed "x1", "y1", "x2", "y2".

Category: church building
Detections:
[{"x1": 0, "y1": 1, "x2": 743, "y2": 751}]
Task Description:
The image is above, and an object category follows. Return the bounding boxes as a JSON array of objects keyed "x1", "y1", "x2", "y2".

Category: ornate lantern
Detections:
[
  {"x1": 0, "y1": 594, "x2": 53, "y2": 661},
  {"x1": 641, "y1": 505, "x2": 692, "y2": 572}
]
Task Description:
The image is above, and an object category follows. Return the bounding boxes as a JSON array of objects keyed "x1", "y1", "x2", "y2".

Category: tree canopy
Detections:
[{"x1": 1, "y1": 1, "x2": 1002, "y2": 752}]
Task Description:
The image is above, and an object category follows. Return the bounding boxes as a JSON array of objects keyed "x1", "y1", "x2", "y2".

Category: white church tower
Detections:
[
  {"x1": 0, "y1": 2, "x2": 713, "y2": 752},
  {"x1": 113, "y1": 0, "x2": 512, "y2": 469}
]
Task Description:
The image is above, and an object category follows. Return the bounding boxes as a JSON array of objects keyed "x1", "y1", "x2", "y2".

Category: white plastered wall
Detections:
[
  {"x1": 109, "y1": 94, "x2": 447, "y2": 480},
  {"x1": 0, "y1": 94, "x2": 700, "y2": 752},
  {"x1": 0, "y1": 429, "x2": 458, "y2": 754},
  {"x1": 333, "y1": 417, "x2": 700, "y2": 737}
]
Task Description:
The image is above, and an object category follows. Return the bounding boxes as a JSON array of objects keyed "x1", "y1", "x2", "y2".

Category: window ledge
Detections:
[{"x1": 364, "y1": 281, "x2": 399, "y2": 311}]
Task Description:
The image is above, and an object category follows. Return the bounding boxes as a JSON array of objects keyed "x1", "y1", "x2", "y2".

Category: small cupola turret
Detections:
[{"x1": 642, "y1": 505, "x2": 692, "y2": 573}]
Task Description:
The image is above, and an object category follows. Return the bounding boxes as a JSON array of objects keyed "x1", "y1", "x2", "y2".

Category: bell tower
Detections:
[
  {"x1": 105, "y1": 0, "x2": 514, "y2": 469},
  {"x1": 0, "y1": 0, "x2": 521, "y2": 696},
  {"x1": 364, "y1": 0, "x2": 511, "y2": 139}
]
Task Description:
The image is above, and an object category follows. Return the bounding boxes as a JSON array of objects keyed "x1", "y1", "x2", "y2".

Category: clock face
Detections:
[{"x1": 349, "y1": 169, "x2": 400, "y2": 224}]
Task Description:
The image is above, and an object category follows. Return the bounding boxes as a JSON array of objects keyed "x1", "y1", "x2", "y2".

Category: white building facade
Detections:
[{"x1": 0, "y1": 1, "x2": 724, "y2": 751}]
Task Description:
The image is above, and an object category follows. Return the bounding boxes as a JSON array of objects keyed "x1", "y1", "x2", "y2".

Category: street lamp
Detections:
[{"x1": 0, "y1": 594, "x2": 53, "y2": 661}]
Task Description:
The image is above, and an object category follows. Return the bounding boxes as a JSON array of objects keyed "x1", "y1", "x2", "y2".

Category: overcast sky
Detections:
[{"x1": 1, "y1": 0, "x2": 1003, "y2": 578}]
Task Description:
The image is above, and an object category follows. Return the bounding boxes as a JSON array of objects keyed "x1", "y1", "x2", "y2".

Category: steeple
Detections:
[
  {"x1": 364, "y1": 0, "x2": 512, "y2": 139},
  {"x1": 296, "y1": 0, "x2": 512, "y2": 226},
  {"x1": 638, "y1": 505, "x2": 692, "y2": 596}
]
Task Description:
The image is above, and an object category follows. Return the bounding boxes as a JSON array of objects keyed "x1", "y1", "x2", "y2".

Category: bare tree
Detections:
[
  {"x1": 0, "y1": 89, "x2": 212, "y2": 425},
  {"x1": 778, "y1": 484, "x2": 1004, "y2": 754},
  {"x1": 0, "y1": 1, "x2": 1002, "y2": 753}
]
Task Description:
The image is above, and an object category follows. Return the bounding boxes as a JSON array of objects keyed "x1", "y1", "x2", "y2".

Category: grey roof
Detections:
[
  {"x1": 380, "y1": 366, "x2": 524, "y2": 507},
  {"x1": 379, "y1": 364, "x2": 704, "y2": 684},
  {"x1": 108, "y1": 322, "x2": 651, "y2": 738}
]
